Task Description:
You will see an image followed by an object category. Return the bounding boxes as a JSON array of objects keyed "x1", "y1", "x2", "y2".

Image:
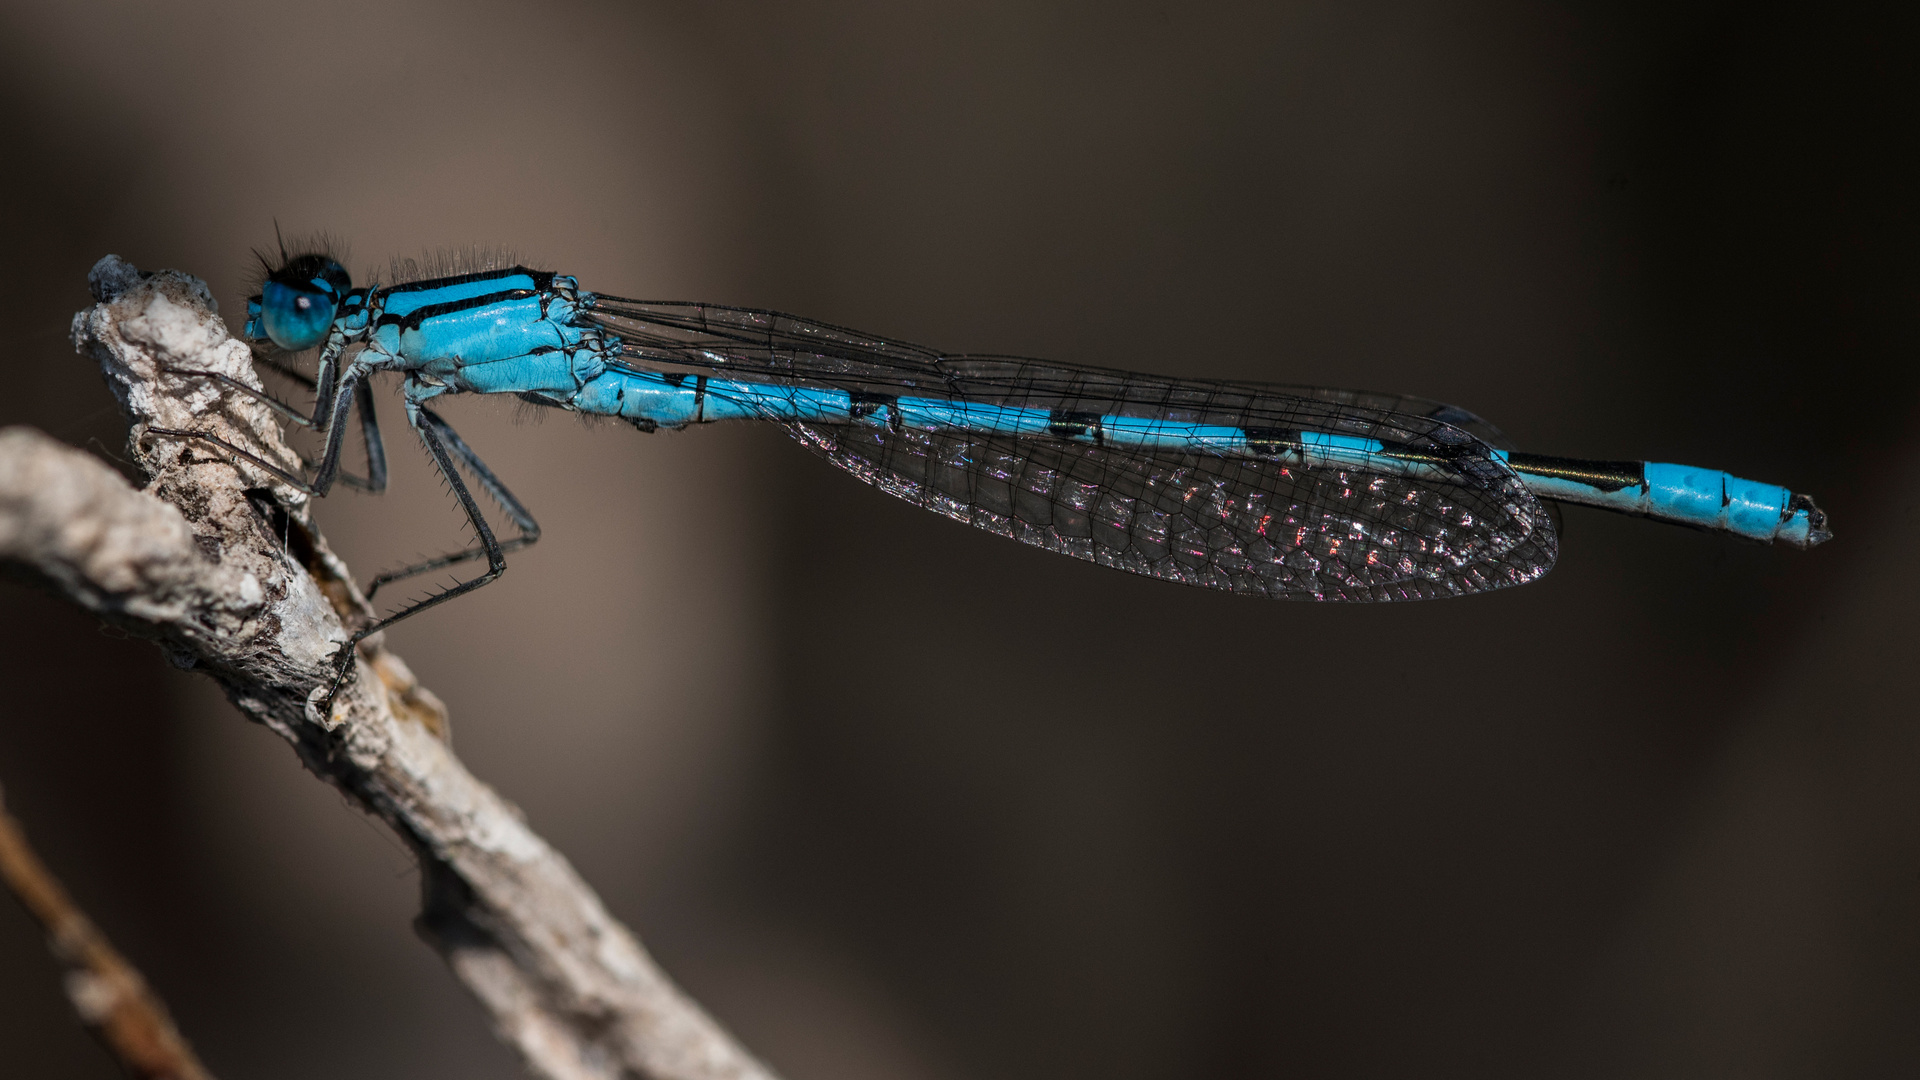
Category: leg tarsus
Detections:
[
  {"x1": 159, "y1": 365, "x2": 317, "y2": 427},
  {"x1": 315, "y1": 631, "x2": 371, "y2": 721},
  {"x1": 140, "y1": 426, "x2": 320, "y2": 494},
  {"x1": 355, "y1": 379, "x2": 389, "y2": 493},
  {"x1": 154, "y1": 360, "x2": 388, "y2": 497}
]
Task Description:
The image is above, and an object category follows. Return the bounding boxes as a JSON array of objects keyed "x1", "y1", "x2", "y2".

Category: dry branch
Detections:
[
  {"x1": 0, "y1": 257, "x2": 777, "y2": 1080},
  {"x1": 0, "y1": 783, "x2": 215, "y2": 1080}
]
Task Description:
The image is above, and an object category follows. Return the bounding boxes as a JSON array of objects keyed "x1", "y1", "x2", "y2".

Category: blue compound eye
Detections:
[{"x1": 258, "y1": 255, "x2": 350, "y2": 351}]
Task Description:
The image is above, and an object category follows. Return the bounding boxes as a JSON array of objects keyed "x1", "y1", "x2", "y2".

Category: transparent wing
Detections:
[
  {"x1": 585, "y1": 297, "x2": 1517, "y2": 444},
  {"x1": 788, "y1": 423, "x2": 1551, "y2": 602},
  {"x1": 1250, "y1": 384, "x2": 1518, "y2": 451},
  {"x1": 584, "y1": 297, "x2": 948, "y2": 385},
  {"x1": 586, "y1": 298, "x2": 1557, "y2": 600}
]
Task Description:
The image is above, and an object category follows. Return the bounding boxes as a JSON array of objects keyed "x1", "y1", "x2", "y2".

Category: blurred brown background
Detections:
[{"x1": 2, "y1": 2, "x2": 1917, "y2": 1077}]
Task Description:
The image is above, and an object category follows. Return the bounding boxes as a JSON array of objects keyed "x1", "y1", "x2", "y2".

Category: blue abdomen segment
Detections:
[
  {"x1": 573, "y1": 367, "x2": 1394, "y2": 468},
  {"x1": 569, "y1": 370, "x2": 1045, "y2": 430},
  {"x1": 571, "y1": 364, "x2": 1831, "y2": 548},
  {"x1": 1502, "y1": 452, "x2": 1830, "y2": 548}
]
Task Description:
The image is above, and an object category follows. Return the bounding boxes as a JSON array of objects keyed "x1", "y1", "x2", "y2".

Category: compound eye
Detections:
[{"x1": 259, "y1": 258, "x2": 346, "y2": 350}]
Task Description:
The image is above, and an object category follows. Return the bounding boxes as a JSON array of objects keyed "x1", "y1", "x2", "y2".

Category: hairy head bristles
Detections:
[
  {"x1": 246, "y1": 227, "x2": 350, "y2": 294},
  {"x1": 247, "y1": 233, "x2": 550, "y2": 294}
]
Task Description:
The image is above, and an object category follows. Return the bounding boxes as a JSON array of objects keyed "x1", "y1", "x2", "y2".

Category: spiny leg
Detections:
[
  {"x1": 159, "y1": 364, "x2": 317, "y2": 428},
  {"x1": 163, "y1": 335, "x2": 345, "y2": 427},
  {"x1": 140, "y1": 423, "x2": 323, "y2": 494},
  {"x1": 323, "y1": 403, "x2": 514, "y2": 707},
  {"x1": 365, "y1": 405, "x2": 538, "y2": 597},
  {"x1": 148, "y1": 358, "x2": 368, "y2": 497},
  {"x1": 305, "y1": 378, "x2": 388, "y2": 492},
  {"x1": 155, "y1": 359, "x2": 389, "y2": 492},
  {"x1": 355, "y1": 378, "x2": 389, "y2": 493}
]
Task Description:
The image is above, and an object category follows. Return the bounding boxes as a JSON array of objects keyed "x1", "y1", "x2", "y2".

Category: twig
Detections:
[
  {"x1": 0, "y1": 256, "x2": 778, "y2": 1080},
  {"x1": 0, "y1": 784, "x2": 215, "y2": 1080}
]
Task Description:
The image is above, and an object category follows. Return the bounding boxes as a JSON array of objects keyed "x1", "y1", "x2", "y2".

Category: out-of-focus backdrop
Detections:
[{"x1": 3, "y1": 3, "x2": 1917, "y2": 1077}]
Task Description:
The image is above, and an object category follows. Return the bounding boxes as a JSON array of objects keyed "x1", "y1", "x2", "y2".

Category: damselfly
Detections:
[{"x1": 149, "y1": 249, "x2": 1830, "y2": 692}]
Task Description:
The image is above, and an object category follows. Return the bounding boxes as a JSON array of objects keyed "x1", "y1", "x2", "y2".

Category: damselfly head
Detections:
[{"x1": 255, "y1": 253, "x2": 351, "y2": 351}]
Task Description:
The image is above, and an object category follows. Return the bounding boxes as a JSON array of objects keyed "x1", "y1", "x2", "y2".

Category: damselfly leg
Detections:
[
  {"x1": 365, "y1": 407, "x2": 539, "y2": 598},
  {"x1": 317, "y1": 402, "x2": 536, "y2": 710},
  {"x1": 150, "y1": 358, "x2": 541, "y2": 709},
  {"x1": 156, "y1": 358, "x2": 389, "y2": 491}
]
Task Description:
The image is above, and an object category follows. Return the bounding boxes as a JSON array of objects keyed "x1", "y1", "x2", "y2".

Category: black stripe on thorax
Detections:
[{"x1": 378, "y1": 288, "x2": 542, "y2": 333}]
